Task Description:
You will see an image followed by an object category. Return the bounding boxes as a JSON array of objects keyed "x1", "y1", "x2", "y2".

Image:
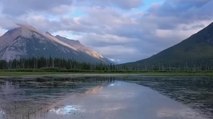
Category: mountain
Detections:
[
  {"x1": 0, "y1": 24, "x2": 110, "y2": 64},
  {"x1": 123, "y1": 22, "x2": 213, "y2": 70}
]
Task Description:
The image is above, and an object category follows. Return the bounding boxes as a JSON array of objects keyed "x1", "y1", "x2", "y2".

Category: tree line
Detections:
[
  {"x1": 0, "y1": 57, "x2": 212, "y2": 72},
  {"x1": 0, "y1": 57, "x2": 118, "y2": 72}
]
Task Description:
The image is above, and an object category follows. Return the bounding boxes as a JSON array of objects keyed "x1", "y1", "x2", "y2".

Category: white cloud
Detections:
[
  {"x1": 96, "y1": 45, "x2": 142, "y2": 63},
  {"x1": 0, "y1": 27, "x2": 6, "y2": 36}
]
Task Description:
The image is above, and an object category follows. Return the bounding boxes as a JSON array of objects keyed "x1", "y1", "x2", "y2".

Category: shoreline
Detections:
[{"x1": 0, "y1": 71, "x2": 213, "y2": 78}]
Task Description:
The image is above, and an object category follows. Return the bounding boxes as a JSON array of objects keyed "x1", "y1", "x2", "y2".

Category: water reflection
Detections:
[
  {"x1": 0, "y1": 76, "x2": 211, "y2": 119},
  {"x1": 124, "y1": 76, "x2": 213, "y2": 118},
  {"x1": 49, "y1": 105, "x2": 81, "y2": 115},
  {"x1": 0, "y1": 77, "x2": 112, "y2": 119},
  {"x1": 44, "y1": 81, "x2": 206, "y2": 119}
]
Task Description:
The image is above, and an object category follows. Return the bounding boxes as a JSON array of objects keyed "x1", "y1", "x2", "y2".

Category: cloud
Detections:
[
  {"x1": 75, "y1": 0, "x2": 143, "y2": 9},
  {"x1": 109, "y1": 0, "x2": 143, "y2": 9},
  {"x1": 17, "y1": 13, "x2": 62, "y2": 32},
  {"x1": 0, "y1": 0, "x2": 212, "y2": 63},
  {"x1": 79, "y1": 33, "x2": 136, "y2": 47},
  {"x1": 0, "y1": 0, "x2": 72, "y2": 16},
  {"x1": 149, "y1": 0, "x2": 210, "y2": 16},
  {"x1": 96, "y1": 45, "x2": 142, "y2": 62},
  {"x1": 146, "y1": 0, "x2": 213, "y2": 29},
  {"x1": 0, "y1": 16, "x2": 17, "y2": 29},
  {"x1": 0, "y1": 28, "x2": 6, "y2": 36}
]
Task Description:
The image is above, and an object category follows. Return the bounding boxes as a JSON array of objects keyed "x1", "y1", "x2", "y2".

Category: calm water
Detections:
[{"x1": 0, "y1": 76, "x2": 212, "y2": 119}]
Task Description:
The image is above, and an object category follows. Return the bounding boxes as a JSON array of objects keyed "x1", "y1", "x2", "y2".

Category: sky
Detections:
[{"x1": 0, "y1": 0, "x2": 213, "y2": 63}]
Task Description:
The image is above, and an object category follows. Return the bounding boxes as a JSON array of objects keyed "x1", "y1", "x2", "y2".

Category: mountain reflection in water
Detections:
[{"x1": 0, "y1": 76, "x2": 211, "y2": 119}]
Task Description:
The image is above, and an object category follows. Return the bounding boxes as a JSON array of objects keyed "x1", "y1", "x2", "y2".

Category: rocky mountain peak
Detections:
[
  {"x1": 1, "y1": 24, "x2": 45, "y2": 42},
  {"x1": 0, "y1": 24, "x2": 111, "y2": 64}
]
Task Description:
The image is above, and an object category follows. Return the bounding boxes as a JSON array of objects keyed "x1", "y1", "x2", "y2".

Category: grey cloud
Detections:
[
  {"x1": 146, "y1": 0, "x2": 213, "y2": 29},
  {"x1": 79, "y1": 33, "x2": 138, "y2": 47},
  {"x1": 0, "y1": 16, "x2": 17, "y2": 29},
  {"x1": 0, "y1": 0, "x2": 212, "y2": 63},
  {"x1": 155, "y1": 0, "x2": 209, "y2": 16},
  {"x1": 54, "y1": 7, "x2": 132, "y2": 34},
  {"x1": 100, "y1": 0, "x2": 143, "y2": 9},
  {"x1": 55, "y1": 2, "x2": 213, "y2": 63},
  {"x1": 0, "y1": 0, "x2": 72, "y2": 16}
]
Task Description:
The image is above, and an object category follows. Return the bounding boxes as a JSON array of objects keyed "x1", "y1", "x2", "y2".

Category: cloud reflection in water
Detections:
[{"x1": 49, "y1": 105, "x2": 81, "y2": 115}]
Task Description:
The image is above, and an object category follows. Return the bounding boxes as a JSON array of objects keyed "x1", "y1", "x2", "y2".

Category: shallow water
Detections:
[{"x1": 0, "y1": 76, "x2": 212, "y2": 119}]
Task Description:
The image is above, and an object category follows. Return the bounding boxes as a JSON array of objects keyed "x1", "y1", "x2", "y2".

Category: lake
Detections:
[{"x1": 0, "y1": 75, "x2": 212, "y2": 119}]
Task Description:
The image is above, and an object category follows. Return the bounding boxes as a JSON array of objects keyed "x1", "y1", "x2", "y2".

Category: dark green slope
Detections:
[{"x1": 124, "y1": 22, "x2": 213, "y2": 70}]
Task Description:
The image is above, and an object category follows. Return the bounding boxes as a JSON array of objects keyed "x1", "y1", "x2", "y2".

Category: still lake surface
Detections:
[{"x1": 0, "y1": 75, "x2": 212, "y2": 119}]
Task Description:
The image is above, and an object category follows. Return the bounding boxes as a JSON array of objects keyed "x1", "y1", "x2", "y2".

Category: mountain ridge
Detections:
[
  {"x1": 122, "y1": 22, "x2": 213, "y2": 70},
  {"x1": 0, "y1": 25, "x2": 111, "y2": 64}
]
